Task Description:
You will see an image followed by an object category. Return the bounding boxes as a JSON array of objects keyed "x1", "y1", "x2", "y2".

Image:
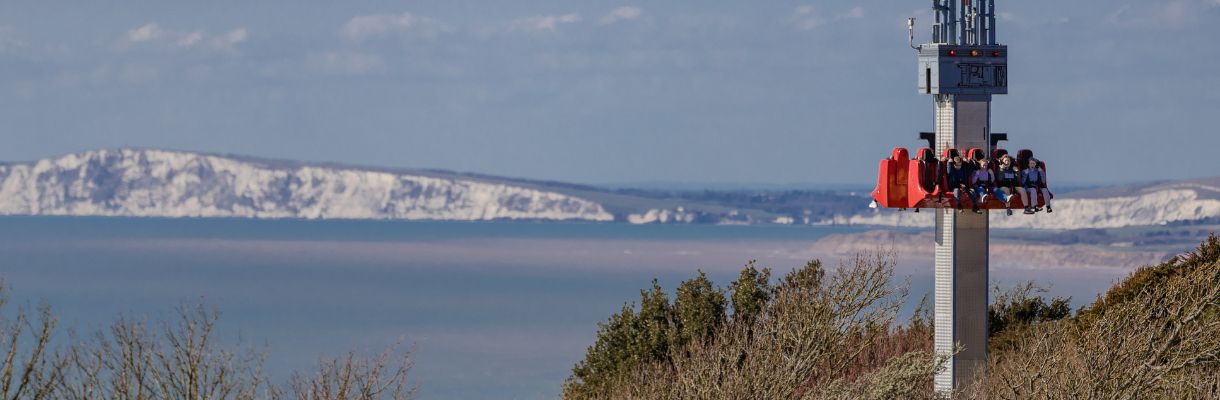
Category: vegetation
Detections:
[
  {"x1": 0, "y1": 284, "x2": 415, "y2": 400},
  {"x1": 564, "y1": 253, "x2": 946, "y2": 399},
  {"x1": 972, "y1": 235, "x2": 1220, "y2": 398},
  {"x1": 6, "y1": 235, "x2": 1219, "y2": 399},
  {"x1": 986, "y1": 283, "x2": 1072, "y2": 352},
  {"x1": 566, "y1": 234, "x2": 1220, "y2": 399}
]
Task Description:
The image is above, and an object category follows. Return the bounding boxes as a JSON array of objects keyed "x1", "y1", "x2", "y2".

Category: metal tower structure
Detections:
[{"x1": 911, "y1": 0, "x2": 1007, "y2": 393}]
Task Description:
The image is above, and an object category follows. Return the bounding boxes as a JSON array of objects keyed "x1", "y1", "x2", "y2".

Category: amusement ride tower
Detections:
[
  {"x1": 872, "y1": 0, "x2": 1025, "y2": 393},
  {"x1": 917, "y1": 0, "x2": 1005, "y2": 392},
  {"x1": 919, "y1": 0, "x2": 1005, "y2": 392}
]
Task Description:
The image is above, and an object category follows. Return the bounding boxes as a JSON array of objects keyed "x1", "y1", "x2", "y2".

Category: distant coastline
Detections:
[{"x1": 3, "y1": 148, "x2": 1220, "y2": 230}]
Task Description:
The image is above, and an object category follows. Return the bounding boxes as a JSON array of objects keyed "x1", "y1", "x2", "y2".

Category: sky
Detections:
[{"x1": 0, "y1": 0, "x2": 1218, "y2": 187}]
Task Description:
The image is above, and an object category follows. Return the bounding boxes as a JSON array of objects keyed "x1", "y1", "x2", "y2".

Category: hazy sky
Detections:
[{"x1": 1, "y1": 1, "x2": 1217, "y2": 186}]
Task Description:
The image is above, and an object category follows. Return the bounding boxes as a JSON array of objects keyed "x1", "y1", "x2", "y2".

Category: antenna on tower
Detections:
[
  {"x1": 932, "y1": 0, "x2": 947, "y2": 44},
  {"x1": 966, "y1": 0, "x2": 979, "y2": 45},
  {"x1": 908, "y1": 17, "x2": 919, "y2": 50},
  {"x1": 987, "y1": 0, "x2": 997, "y2": 45},
  {"x1": 948, "y1": 0, "x2": 958, "y2": 44}
]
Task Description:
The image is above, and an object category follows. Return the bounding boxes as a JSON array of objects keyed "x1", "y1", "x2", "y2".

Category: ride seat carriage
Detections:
[
  {"x1": 872, "y1": 147, "x2": 910, "y2": 208},
  {"x1": 871, "y1": 147, "x2": 1053, "y2": 211},
  {"x1": 906, "y1": 148, "x2": 941, "y2": 208}
]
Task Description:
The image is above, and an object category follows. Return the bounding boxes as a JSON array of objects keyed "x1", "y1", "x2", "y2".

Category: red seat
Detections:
[
  {"x1": 871, "y1": 148, "x2": 910, "y2": 208},
  {"x1": 1015, "y1": 149, "x2": 1034, "y2": 170},
  {"x1": 940, "y1": 148, "x2": 959, "y2": 186},
  {"x1": 967, "y1": 148, "x2": 985, "y2": 164},
  {"x1": 935, "y1": 148, "x2": 962, "y2": 208},
  {"x1": 906, "y1": 148, "x2": 940, "y2": 208},
  {"x1": 992, "y1": 148, "x2": 1009, "y2": 160}
]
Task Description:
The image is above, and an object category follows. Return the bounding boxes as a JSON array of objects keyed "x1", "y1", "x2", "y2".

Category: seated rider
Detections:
[
  {"x1": 970, "y1": 158, "x2": 996, "y2": 214},
  {"x1": 945, "y1": 153, "x2": 971, "y2": 210},
  {"x1": 1015, "y1": 149, "x2": 1034, "y2": 171},
  {"x1": 935, "y1": 150, "x2": 952, "y2": 204},
  {"x1": 995, "y1": 154, "x2": 1027, "y2": 216},
  {"x1": 1022, "y1": 158, "x2": 1053, "y2": 213}
]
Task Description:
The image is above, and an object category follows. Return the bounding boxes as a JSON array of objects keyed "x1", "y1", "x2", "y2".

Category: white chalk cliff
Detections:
[{"x1": 0, "y1": 149, "x2": 614, "y2": 221}]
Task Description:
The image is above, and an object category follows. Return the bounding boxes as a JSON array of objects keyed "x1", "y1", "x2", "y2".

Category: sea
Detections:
[{"x1": 0, "y1": 217, "x2": 1132, "y2": 399}]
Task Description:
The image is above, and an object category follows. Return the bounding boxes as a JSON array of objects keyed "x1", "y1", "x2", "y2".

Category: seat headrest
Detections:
[{"x1": 891, "y1": 147, "x2": 910, "y2": 161}]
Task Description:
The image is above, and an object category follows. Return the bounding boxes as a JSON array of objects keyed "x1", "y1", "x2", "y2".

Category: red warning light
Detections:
[
  {"x1": 992, "y1": 51, "x2": 1002, "y2": 57},
  {"x1": 947, "y1": 49, "x2": 957, "y2": 56}
]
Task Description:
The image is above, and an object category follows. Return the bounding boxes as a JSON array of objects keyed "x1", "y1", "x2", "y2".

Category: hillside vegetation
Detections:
[
  {"x1": 564, "y1": 254, "x2": 942, "y2": 399},
  {"x1": 973, "y1": 235, "x2": 1220, "y2": 398},
  {"x1": 566, "y1": 235, "x2": 1220, "y2": 399}
]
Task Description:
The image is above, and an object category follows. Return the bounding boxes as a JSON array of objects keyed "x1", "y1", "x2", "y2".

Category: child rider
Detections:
[{"x1": 970, "y1": 158, "x2": 996, "y2": 214}]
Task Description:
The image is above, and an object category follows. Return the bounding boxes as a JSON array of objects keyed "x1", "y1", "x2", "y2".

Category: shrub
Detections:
[
  {"x1": 568, "y1": 235, "x2": 1220, "y2": 399},
  {"x1": 971, "y1": 234, "x2": 1220, "y2": 398},
  {"x1": 564, "y1": 252, "x2": 948, "y2": 399}
]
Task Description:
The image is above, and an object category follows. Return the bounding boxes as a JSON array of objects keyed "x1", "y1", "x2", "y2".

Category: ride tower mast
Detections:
[{"x1": 911, "y1": 0, "x2": 1007, "y2": 393}]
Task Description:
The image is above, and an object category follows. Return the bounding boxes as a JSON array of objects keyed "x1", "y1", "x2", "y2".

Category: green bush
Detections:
[{"x1": 564, "y1": 252, "x2": 947, "y2": 400}]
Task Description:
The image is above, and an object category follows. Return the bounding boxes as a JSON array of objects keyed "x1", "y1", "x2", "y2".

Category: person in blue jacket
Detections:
[
  {"x1": 1022, "y1": 158, "x2": 1053, "y2": 214},
  {"x1": 944, "y1": 154, "x2": 971, "y2": 211}
]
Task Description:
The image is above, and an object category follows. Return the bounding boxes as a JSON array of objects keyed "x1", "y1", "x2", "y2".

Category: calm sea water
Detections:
[{"x1": 0, "y1": 217, "x2": 1128, "y2": 399}]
